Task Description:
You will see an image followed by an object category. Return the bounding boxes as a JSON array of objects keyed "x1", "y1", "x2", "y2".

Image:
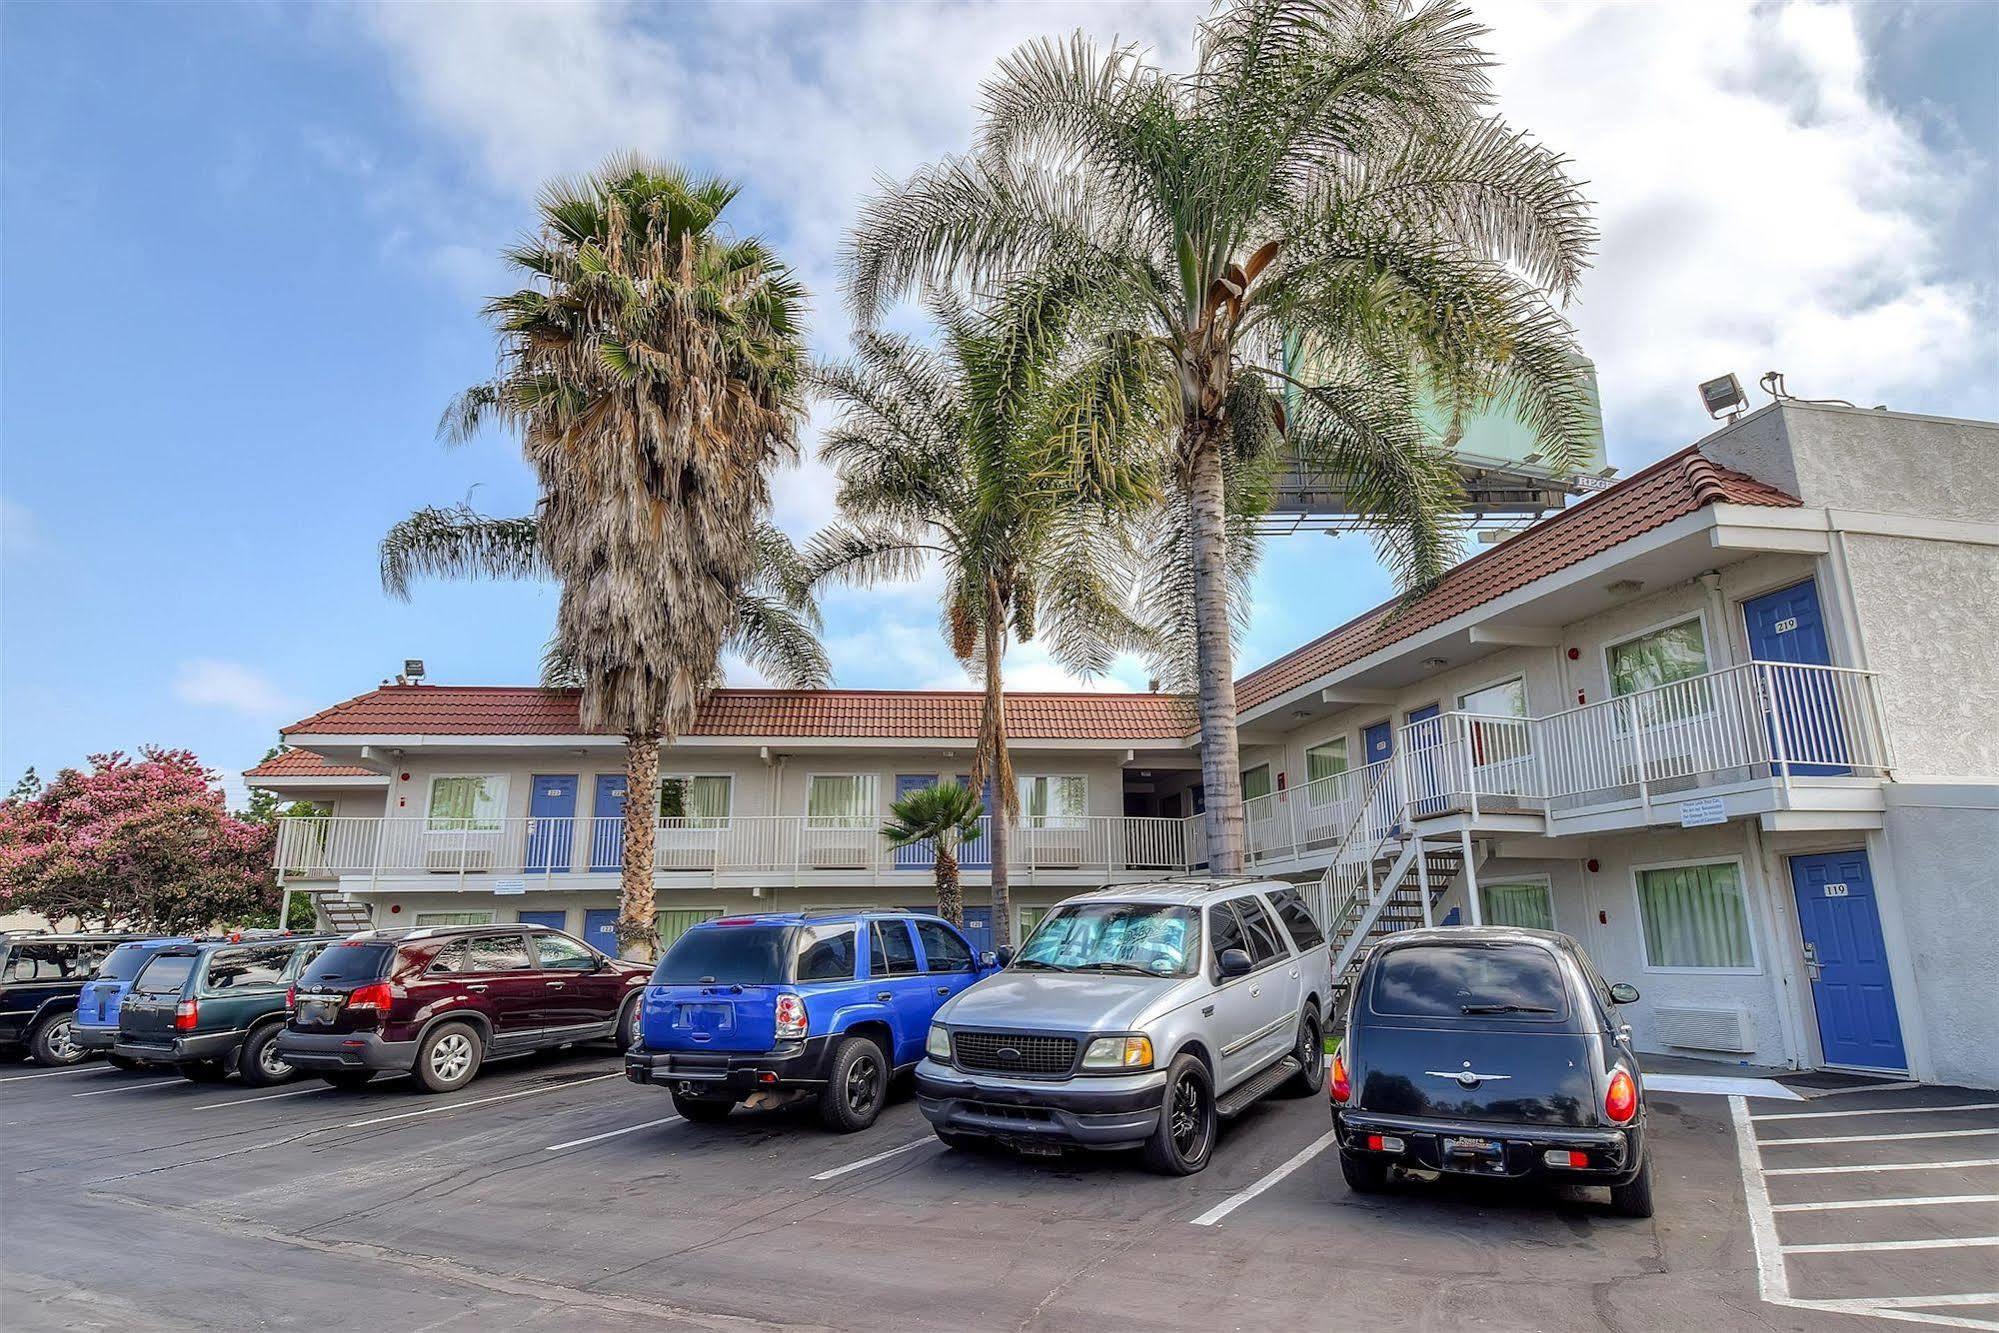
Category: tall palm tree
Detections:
[
  {"x1": 879, "y1": 782, "x2": 985, "y2": 927},
  {"x1": 387, "y1": 155, "x2": 811, "y2": 955},
  {"x1": 808, "y1": 298, "x2": 1164, "y2": 943},
  {"x1": 845, "y1": 0, "x2": 1598, "y2": 875}
]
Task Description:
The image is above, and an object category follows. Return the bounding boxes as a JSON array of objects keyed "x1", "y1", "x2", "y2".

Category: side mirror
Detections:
[
  {"x1": 979, "y1": 950, "x2": 998, "y2": 968},
  {"x1": 994, "y1": 946, "x2": 1014, "y2": 968},
  {"x1": 1608, "y1": 982, "x2": 1640, "y2": 1005},
  {"x1": 1217, "y1": 947, "x2": 1254, "y2": 980}
]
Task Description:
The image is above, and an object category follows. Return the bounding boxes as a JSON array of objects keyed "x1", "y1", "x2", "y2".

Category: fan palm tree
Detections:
[
  {"x1": 807, "y1": 296, "x2": 1165, "y2": 943},
  {"x1": 845, "y1": 0, "x2": 1597, "y2": 875},
  {"x1": 386, "y1": 155, "x2": 811, "y2": 956},
  {"x1": 879, "y1": 782, "x2": 986, "y2": 926}
]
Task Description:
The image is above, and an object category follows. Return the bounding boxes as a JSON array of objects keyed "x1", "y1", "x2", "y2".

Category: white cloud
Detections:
[{"x1": 172, "y1": 660, "x2": 305, "y2": 722}]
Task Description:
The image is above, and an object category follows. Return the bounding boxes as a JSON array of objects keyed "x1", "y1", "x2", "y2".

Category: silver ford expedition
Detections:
[{"x1": 914, "y1": 880, "x2": 1333, "y2": 1174}]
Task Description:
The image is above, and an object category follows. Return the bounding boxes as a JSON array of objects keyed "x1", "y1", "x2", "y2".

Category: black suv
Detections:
[{"x1": 0, "y1": 932, "x2": 145, "y2": 1065}]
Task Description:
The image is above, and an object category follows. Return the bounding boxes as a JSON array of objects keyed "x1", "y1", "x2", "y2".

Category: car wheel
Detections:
[
  {"x1": 1282, "y1": 1005, "x2": 1325, "y2": 1096},
  {"x1": 613, "y1": 995, "x2": 642, "y2": 1053},
  {"x1": 1142, "y1": 1053, "x2": 1216, "y2": 1175},
  {"x1": 817, "y1": 1035, "x2": 887, "y2": 1132},
  {"x1": 1339, "y1": 1149, "x2": 1388, "y2": 1193},
  {"x1": 671, "y1": 1091, "x2": 735, "y2": 1123},
  {"x1": 106, "y1": 1054, "x2": 146, "y2": 1073},
  {"x1": 237, "y1": 1023, "x2": 296, "y2": 1088},
  {"x1": 413, "y1": 1022, "x2": 482, "y2": 1094},
  {"x1": 180, "y1": 1060, "x2": 230, "y2": 1083},
  {"x1": 321, "y1": 1071, "x2": 376, "y2": 1091},
  {"x1": 1610, "y1": 1153, "x2": 1655, "y2": 1219},
  {"x1": 28, "y1": 1013, "x2": 88, "y2": 1066}
]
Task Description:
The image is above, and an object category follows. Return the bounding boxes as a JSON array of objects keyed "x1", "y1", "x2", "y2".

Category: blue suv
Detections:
[
  {"x1": 625, "y1": 912, "x2": 994, "y2": 1131},
  {"x1": 72, "y1": 937, "x2": 194, "y2": 1066}
]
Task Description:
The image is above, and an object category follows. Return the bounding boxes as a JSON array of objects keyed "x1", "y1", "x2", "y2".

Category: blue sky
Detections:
[{"x1": 3, "y1": 0, "x2": 1994, "y2": 803}]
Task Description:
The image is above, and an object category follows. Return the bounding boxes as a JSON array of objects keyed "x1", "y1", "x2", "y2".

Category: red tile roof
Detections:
[
  {"x1": 1233, "y1": 446, "x2": 1798, "y2": 711},
  {"x1": 282, "y1": 686, "x2": 1198, "y2": 742},
  {"x1": 243, "y1": 749, "x2": 383, "y2": 780}
]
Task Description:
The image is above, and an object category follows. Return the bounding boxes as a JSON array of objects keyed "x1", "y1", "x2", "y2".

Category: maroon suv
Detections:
[{"x1": 276, "y1": 925, "x2": 649, "y2": 1093}]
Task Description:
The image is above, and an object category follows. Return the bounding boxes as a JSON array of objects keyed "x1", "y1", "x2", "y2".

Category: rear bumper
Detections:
[
  {"x1": 275, "y1": 1028, "x2": 420, "y2": 1072},
  {"x1": 914, "y1": 1061, "x2": 1168, "y2": 1150},
  {"x1": 1334, "y1": 1108, "x2": 1644, "y2": 1184},
  {"x1": 113, "y1": 1029, "x2": 245, "y2": 1065},
  {"x1": 72, "y1": 1022, "x2": 117, "y2": 1051},
  {"x1": 625, "y1": 1035, "x2": 838, "y2": 1094}
]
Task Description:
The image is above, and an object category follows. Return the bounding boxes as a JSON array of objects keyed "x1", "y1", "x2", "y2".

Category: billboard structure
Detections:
[{"x1": 1260, "y1": 354, "x2": 1609, "y2": 535}]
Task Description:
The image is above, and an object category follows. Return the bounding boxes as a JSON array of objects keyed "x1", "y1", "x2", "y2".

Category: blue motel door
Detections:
[{"x1": 1789, "y1": 850, "x2": 1905, "y2": 1072}]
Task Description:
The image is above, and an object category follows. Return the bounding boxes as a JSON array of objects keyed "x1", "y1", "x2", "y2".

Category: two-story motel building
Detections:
[{"x1": 253, "y1": 402, "x2": 1999, "y2": 1089}]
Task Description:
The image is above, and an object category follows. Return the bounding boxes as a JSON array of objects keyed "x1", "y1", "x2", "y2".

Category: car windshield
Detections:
[
  {"x1": 131, "y1": 954, "x2": 197, "y2": 996},
  {"x1": 1369, "y1": 943, "x2": 1569, "y2": 1020},
  {"x1": 1015, "y1": 903, "x2": 1200, "y2": 976},
  {"x1": 298, "y1": 942, "x2": 396, "y2": 987},
  {"x1": 652, "y1": 925, "x2": 789, "y2": 985},
  {"x1": 96, "y1": 942, "x2": 173, "y2": 983}
]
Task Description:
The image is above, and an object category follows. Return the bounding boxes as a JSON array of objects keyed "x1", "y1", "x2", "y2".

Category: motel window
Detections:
[
  {"x1": 806, "y1": 775, "x2": 875, "y2": 826},
  {"x1": 660, "y1": 775, "x2": 732, "y2": 827},
  {"x1": 1019, "y1": 775, "x2": 1088, "y2": 829},
  {"x1": 1635, "y1": 862, "x2": 1755, "y2": 970},
  {"x1": 655, "y1": 908, "x2": 723, "y2": 953},
  {"x1": 1304, "y1": 740, "x2": 1348, "y2": 804},
  {"x1": 426, "y1": 776, "x2": 507, "y2": 831},
  {"x1": 1458, "y1": 677, "x2": 1531, "y2": 768},
  {"x1": 1240, "y1": 765, "x2": 1273, "y2": 805},
  {"x1": 1019, "y1": 906, "x2": 1049, "y2": 944},
  {"x1": 1609, "y1": 618, "x2": 1710, "y2": 697},
  {"x1": 414, "y1": 911, "x2": 495, "y2": 928},
  {"x1": 1480, "y1": 882, "x2": 1555, "y2": 932},
  {"x1": 1458, "y1": 678, "x2": 1527, "y2": 718}
]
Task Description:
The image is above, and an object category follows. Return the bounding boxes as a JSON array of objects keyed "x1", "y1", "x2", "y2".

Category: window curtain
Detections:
[
  {"x1": 1637, "y1": 863, "x2": 1753, "y2": 968},
  {"x1": 1020, "y1": 776, "x2": 1087, "y2": 828},
  {"x1": 808, "y1": 776, "x2": 872, "y2": 825},
  {"x1": 660, "y1": 776, "x2": 731, "y2": 826},
  {"x1": 1241, "y1": 765, "x2": 1273, "y2": 803},
  {"x1": 428, "y1": 777, "x2": 503, "y2": 829},
  {"x1": 1480, "y1": 883, "x2": 1554, "y2": 931},
  {"x1": 655, "y1": 909, "x2": 723, "y2": 952},
  {"x1": 1610, "y1": 620, "x2": 1709, "y2": 696}
]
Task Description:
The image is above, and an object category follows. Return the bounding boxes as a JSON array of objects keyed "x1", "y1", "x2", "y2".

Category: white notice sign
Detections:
[
  {"x1": 1679, "y1": 797, "x2": 1727, "y2": 827},
  {"x1": 493, "y1": 880, "x2": 527, "y2": 896}
]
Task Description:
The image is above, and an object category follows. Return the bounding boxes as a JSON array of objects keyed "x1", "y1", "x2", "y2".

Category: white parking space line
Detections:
[
  {"x1": 809, "y1": 1137, "x2": 937, "y2": 1181},
  {"x1": 71, "y1": 1078, "x2": 184, "y2": 1098},
  {"x1": 1754, "y1": 1103, "x2": 1999, "y2": 1122},
  {"x1": 1762, "y1": 1128, "x2": 1999, "y2": 1147},
  {"x1": 1189, "y1": 1129, "x2": 1339, "y2": 1228},
  {"x1": 1782, "y1": 1237, "x2": 1999, "y2": 1256},
  {"x1": 202, "y1": 1073, "x2": 411, "y2": 1110},
  {"x1": 1766, "y1": 1158, "x2": 1999, "y2": 1177},
  {"x1": 342, "y1": 1072, "x2": 621, "y2": 1128},
  {"x1": 0, "y1": 1065, "x2": 117, "y2": 1083},
  {"x1": 545, "y1": 1116, "x2": 681, "y2": 1151},
  {"x1": 1771, "y1": 1195, "x2": 1999, "y2": 1213},
  {"x1": 1730, "y1": 1095, "x2": 1789, "y2": 1303}
]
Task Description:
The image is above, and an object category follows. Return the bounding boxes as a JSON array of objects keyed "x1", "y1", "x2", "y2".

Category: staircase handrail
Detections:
[{"x1": 1315, "y1": 761, "x2": 1404, "y2": 943}]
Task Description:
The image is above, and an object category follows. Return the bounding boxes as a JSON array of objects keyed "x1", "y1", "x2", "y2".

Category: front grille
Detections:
[
  {"x1": 952, "y1": 1031, "x2": 1078, "y2": 1077},
  {"x1": 967, "y1": 1101, "x2": 1054, "y2": 1123}
]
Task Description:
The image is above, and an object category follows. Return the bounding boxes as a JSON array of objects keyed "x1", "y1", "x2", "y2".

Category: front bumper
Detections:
[
  {"x1": 1334, "y1": 1108, "x2": 1644, "y2": 1184},
  {"x1": 72, "y1": 1023, "x2": 117, "y2": 1051},
  {"x1": 914, "y1": 1060, "x2": 1169, "y2": 1150},
  {"x1": 625, "y1": 1035, "x2": 838, "y2": 1095},
  {"x1": 113, "y1": 1029, "x2": 245, "y2": 1066},
  {"x1": 275, "y1": 1028, "x2": 420, "y2": 1072}
]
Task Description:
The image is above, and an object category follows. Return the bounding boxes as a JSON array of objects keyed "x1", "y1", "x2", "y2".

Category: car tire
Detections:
[
  {"x1": 320, "y1": 1071, "x2": 376, "y2": 1091},
  {"x1": 237, "y1": 1023, "x2": 296, "y2": 1088},
  {"x1": 180, "y1": 1060, "x2": 230, "y2": 1083},
  {"x1": 1610, "y1": 1153, "x2": 1654, "y2": 1219},
  {"x1": 413, "y1": 1022, "x2": 482, "y2": 1094},
  {"x1": 613, "y1": 995, "x2": 642, "y2": 1053},
  {"x1": 1282, "y1": 1004, "x2": 1325, "y2": 1096},
  {"x1": 106, "y1": 1054, "x2": 146, "y2": 1072},
  {"x1": 817, "y1": 1035, "x2": 887, "y2": 1133},
  {"x1": 28, "y1": 1012, "x2": 88, "y2": 1066},
  {"x1": 1339, "y1": 1149, "x2": 1388, "y2": 1193},
  {"x1": 671, "y1": 1091, "x2": 735, "y2": 1123},
  {"x1": 1142, "y1": 1053, "x2": 1217, "y2": 1176}
]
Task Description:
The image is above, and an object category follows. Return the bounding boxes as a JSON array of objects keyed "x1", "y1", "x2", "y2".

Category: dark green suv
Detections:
[{"x1": 116, "y1": 935, "x2": 340, "y2": 1086}]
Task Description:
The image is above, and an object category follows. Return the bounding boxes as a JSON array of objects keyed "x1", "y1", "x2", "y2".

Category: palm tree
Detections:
[
  {"x1": 845, "y1": 0, "x2": 1598, "y2": 875},
  {"x1": 879, "y1": 782, "x2": 985, "y2": 927},
  {"x1": 386, "y1": 155, "x2": 811, "y2": 956},
  {"x1": 808, "y1": 297, "x2": 1163, "y2": 943}
]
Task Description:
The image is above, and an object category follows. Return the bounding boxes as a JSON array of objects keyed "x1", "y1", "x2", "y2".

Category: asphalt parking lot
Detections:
[{"x1": 4, "y1": 1051, "x2": 1993, "y2": 1331}]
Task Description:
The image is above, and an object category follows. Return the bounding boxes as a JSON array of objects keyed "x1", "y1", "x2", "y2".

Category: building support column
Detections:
[{"x1": 1461, "y1": 829, "x2": 1481, "y2": 925}]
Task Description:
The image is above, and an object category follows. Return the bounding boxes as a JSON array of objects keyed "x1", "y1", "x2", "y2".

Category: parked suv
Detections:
[
  {"x1": 116, "y1": 935, "x2": 341, "y2": 1085},
  {"x1": 0, "y1": 932, "x2": 146, "y2": 1065},
  {"x1": 626, "y1": 912, "x2": 994, "y2": 1131},
  {"x1": 279, "y1": 925, "x2": 651, "y2": 1093},
  {"x1": 916, "y1": 881, "x2": 1333, "y2": 1174},
  {"x1": 73, "y1": 937, "x2": 195, "y2": 1066}
]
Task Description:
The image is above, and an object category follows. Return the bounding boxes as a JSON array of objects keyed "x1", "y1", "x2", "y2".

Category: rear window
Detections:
[
  {"x1": 1265, "y1": 888, "x2": 1326, "y2": 949},
  {"x1": 132, "y1": 955, "x2": 197, "y2": 996},
  {"x1": 653, "y1": 925, "x2": 789, "y2": 985},
  {"x1": 98, "y1": 942, "x2": 174, "y2": 983},
  {"x1": 298, "y1": 942, "x2": 396, "y2": 987},
  {"x1": 794, "y1": 924, "x2": 856, "y2": 982},
  {"x1": 1369, "y1": 943, "x2": 1570, "y2": 1020}
]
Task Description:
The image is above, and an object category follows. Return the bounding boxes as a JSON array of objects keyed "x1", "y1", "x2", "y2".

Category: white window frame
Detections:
[
  {"x1": 805, "y1": 773, "x2": 877, "y2": 829},
  {"x1": 1476, "y1": 875, "x2": 1556, "y2": 931},
  {"x1": 1628, "y1": 854, "x2": 1761, "y2": 976},
  {"x1": 658, "y1": 773, "x2": 734, "y2": 829},
  {"x1": 414, "y1": 910, "x2": 496, "y2": 927},
  {"x1": 423, "y1": 774, "x2": 510, "y2": 832},
  {"x1": 1019, "y1": 774, "x2": 1088, "y2": 830}
]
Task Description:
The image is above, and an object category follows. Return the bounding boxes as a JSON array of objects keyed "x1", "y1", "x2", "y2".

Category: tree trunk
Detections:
[
  {"x1": 618, "y1": 732, "x2": 660, "y2": 961},
  {"x1": 1186, "y1": 425, "x2": 1246, "y2": 876},
  {"x1": 933, "y1": 846, "x2": 964, "y2": 926},
  {"x1": 970, "y1": 587, "x2": 1016, "y2": 944}
]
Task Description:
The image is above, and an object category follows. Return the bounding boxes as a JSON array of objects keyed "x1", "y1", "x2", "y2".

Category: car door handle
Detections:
[
  {"x1": 545, "y1": 981, "x2": 566, "y2": 988},
  {"x1": 466, "y1": 983, "x2": 488, "y2": 991},
  {"x1": 1250, "y1": 986, "x2": 1261, "y2": 998},
  {"x1": 1289, "y1": 967, "x2": 1299, "y2": 979},
  {"x1": 1202, "y1": 1005, "x2": 1215, "y2": 1017},
  {"x1": 936, "y1": 986, "x2": 952, "y2": 996},
  {"x1": 877, "y1": 991, "x2": 893, "y2": 1002}
]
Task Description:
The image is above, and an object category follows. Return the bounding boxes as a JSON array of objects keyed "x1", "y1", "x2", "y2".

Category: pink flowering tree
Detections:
[{"x1": 0, "y1": 748, "x2": 278, "y2": 932}]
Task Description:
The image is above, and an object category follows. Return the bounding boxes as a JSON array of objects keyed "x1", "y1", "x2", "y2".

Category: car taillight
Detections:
[
  {"x1": 1329, "y1": 1053, "x2": 1351, "y2": 1104},
  {"x1": 285, "y1": 986, "x2": 296, "y2": 1009},
  {"x1": 1605, "y1": 1068, "x2": 1637, "y2": 1123},
  {"x1": 347, "y1": 981, "x2": 395, "y2": 1011},
  {"x1": 774, "y1": 993, "x2": 807, "y2": 1039},
  {"x1": 173, "y1": 999, "x2": 199, "y2": 1031}
]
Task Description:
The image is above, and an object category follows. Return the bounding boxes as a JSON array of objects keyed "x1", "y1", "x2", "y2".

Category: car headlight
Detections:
[
  {"x1": 925, "y1": 1023, "x2": 952, "y2": 1062},
  {"x1": 1080, "y1": 1035, "x2": 1154, "y2": 1071}
]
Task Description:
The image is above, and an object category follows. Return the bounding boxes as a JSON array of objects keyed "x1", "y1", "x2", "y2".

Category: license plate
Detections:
[
  {"x1": 1444, "y1": 1135, "x2": 1501, "y2": 1159},
  {"x1": 676, "y1": 1003, "x2": 734, "y2": 1033},
  {"x1": 296, "y1": 999, "x2": 339, "y2": 1026}
]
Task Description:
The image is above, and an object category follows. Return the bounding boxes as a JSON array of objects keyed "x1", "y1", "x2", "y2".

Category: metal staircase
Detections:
[{"x1": 310, "y1": 890, "x2": 374, "y2": 934}]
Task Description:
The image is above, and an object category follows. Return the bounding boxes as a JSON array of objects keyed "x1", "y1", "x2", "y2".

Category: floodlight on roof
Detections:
[{"x1": 1699, "y1": 373, "x2": 1748, "y2": 422}]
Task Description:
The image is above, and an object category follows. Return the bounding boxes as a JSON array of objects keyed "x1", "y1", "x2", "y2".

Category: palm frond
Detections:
[{"x1": 378, "y1": 505, "x2": 545, "y2": 600}]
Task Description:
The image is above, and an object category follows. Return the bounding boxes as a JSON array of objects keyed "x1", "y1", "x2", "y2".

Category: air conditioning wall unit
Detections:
[{"x1": 1653, "y1": 1004, "x2": 1752, "y2": 1054}]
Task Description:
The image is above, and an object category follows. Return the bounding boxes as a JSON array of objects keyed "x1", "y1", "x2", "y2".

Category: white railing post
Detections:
[
  {"x1": 1463, "y1": 714, "x2": 1481, "y2": 822},
  {"x1": 1460, "y1": 828, "x2": 1481, "y2": 926},
  {"x1": 1624, "y1": 694, "x2": 1651, "y2": 820},
  {"x1": 1762, "y1": 661, "x2": 1794, "y2": 803},
  {"x1": 1414, "y1": 836, "x2": 1434, "y2": 927}
]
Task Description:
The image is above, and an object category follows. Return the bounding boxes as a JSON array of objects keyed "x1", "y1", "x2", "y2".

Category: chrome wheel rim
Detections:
[
  {"x1": 45, "y1": 1017, "x2": 81, "y2": 1063},
  {"x1": 1168, "y1": 1072, "x2": 1210, "y2": 1160},
  {"x1": 258, "y1": 1039, "x2": 292, "y2": 1080},
  {"x1": 431, "y1": 1033, "x2": 473, "y2": 1081},
  {"x1": 846, "y1": 1053, "x2": 881, "y2": 1115}
]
